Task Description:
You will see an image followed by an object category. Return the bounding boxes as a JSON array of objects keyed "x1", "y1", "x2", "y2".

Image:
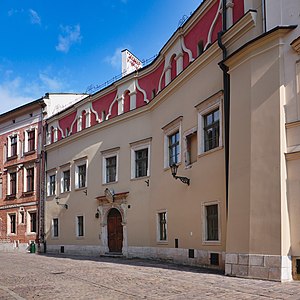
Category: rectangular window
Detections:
[
  {"x1": 206, "y1": 204, "x2": 219, "y2": 241},
  {"x1": 158, "y1": 212, "x2": 167, "y2": 241},
  {"x1": 204, "y1": 109, "x2": 219, "y2": 152},
  {"x1": 62, "y1": 170, "x2": 70, "y2": 192},
  {"x1": 29, "y1": 211, "x2": 37, "y2": 233},
  {"x1": 10, "y1": 172, "x2": 17, "y2": 196},
  {"x1": 135, "y1": 148, "x2": 148, "y2": 178},
  {"x1": 77, "y1": 216, "x2": 84, "y2": 237},
  {"x1": 49, "y1": 174, "x2": 56, "y2": 196},
  {"x1": 78, "y1": 164, "x2": 86, "y2": 188},
  {"x1": 168, "y1": 131, "x2": 180, "y2": 166},
  {"x1": 186, "y1": 132, "x2": 197, "y2": 166},
  {"x1": 28, "y1": 130, "x2": 35, "y2": 152},
  {"x1": 10, "y1": 136, "x2": 17, "y2": 157},
  {"x1": 26, "y1": 167, "x2": 34, "y2": 192},
  {"x1": 9, "y1": 214, "x2": 16, "y2": 234},
  {"x1": 106, "y1": 156, "x2": 117, "y2": 183},
  {"x1": 53, "y1": 218, "x2": 59, "y2": 237}
]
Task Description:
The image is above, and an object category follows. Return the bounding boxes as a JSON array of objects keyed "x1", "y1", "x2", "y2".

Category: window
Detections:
[
  {"x1": 75, "y1": 159, "x2": 88, "y2": 189},
  {"x1": 8, "y1": 214, "x2": 16, "y2": 234},
  {"x1": 27, "y1": 130, "x2": 35, "y2": 152},
  {"x1": 135, "y1": 149, "x2": 148, "y2": 178},
  {"x1": 9, "y1": 172, "x2": 17, "y2": 196},
  {"x1": 52, "y1": 218, "x2": 59, "y2": 237},
  {"x1": 185, "y1": 130, "x2": 197, "y2": 166},
  {"x1": 204, "y1": 109, "x2": 219, "y2": 152},
  {"x1": 196, "y1": 91, "x2": 223, "y2": 155},
  {"x1": 203, "y1": 203, "x2": 220, "y2": 242},
  {"x1": 163, "y1": 117, "x2": 182, "y2": 168},
  {"x1": 158, "y1": 212, "x2": 167, "y2": 241},
  {"x1": 62, "y1": 170, "x2": 70, "y2": 192},
  {"x1": 169, "y1": 131, "x2": 180, "y2": 166},
  {"x1": 26, "y1": 167, "x2": 34, "y2": 192},
  {"x1": 76, "y1": 216, "x2": 84, "y2": 237},
  {"x1": 130, "y1": 138, "x2": 151, "y2": 179},
  {"x1": 10, "y1": 135, "x2": 17, "y2": 158},
  {"x1": 102, "y1": 149, "x2": 119, "y2": 184},
  {"x1": 29, "y1": 211, "x2": 37, "y2": 233},
  {"x1": 78, "y1": 164, "x2": 86, "y2": 188},
  {"x1": 48, "y1": 173, "x2": 56, "y2": 196},
  {"x1": 106, "y1": 156, "x2": 116, "y2": 183},
  {"x1": 0, "y1": 178, "x2": 2, "y2": 199}
]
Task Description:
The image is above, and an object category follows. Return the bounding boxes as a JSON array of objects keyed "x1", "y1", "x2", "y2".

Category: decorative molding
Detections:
[{"x1": 291, "y1": 36, "x2": 300, "y2": 55}]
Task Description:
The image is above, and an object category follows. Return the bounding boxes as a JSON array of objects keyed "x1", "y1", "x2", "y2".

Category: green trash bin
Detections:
[{"x1": 30, "y1": 241, "x2": 36, "y2": 253}]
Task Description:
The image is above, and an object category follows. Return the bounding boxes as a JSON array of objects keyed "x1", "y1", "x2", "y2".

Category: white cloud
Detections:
[
  {"x1": 105, "y1": 47, "x2": 123, "y2": 70},
  {"x1": 39, "y1": 73, "x2": 63, "y2": 90},
  {"x1": 56, "y1": 24, "x2": 82, "y2": 53},
  {"x1": 29, "y1": 9, "x2": 41, "y2": 25}
]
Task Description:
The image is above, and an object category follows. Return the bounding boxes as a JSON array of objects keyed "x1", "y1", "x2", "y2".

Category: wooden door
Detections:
[{"x1": 107, "y1": 209, "x2": 123, "y2": 253}]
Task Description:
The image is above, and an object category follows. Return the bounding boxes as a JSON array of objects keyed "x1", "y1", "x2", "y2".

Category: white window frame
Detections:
[
  {"x1": 7, "y1": 213, "x2": 17, "y2": 235},
  {"x1": 156, "y1": 210, "x2": 168, "y2": 243},
  {"x1": 47, "y1": 169, "x2": 57, "y2": 197},
  {"x1": 7, "y1": 133, "x2": 19, "y2": 158},
  {"x1": 102, "y1": 148, "x2": 119, "y2": 184},
  {"x1": 202, "y1": 201, "x2": 221, "y2": 245},
  {"x1": 130, "y1": 138, "x2": 151, "y2": 179},
  {"x1": 60, "y1": 164, "x2": 71, "y2": 194},
  {"x1": 26, "y1": 209, "x2": 37, "y2": 234},
  {"x1": 74, "y1": 158, "x2": 88, "y2": 190},
  {"x1": 52, "y1": 217, "x2": 59, "y2": 238},
  {"x1": 162, "y1": 117, "x2": 182, "y2": 169},
  {"x1": 7, "y1": 169, "x2": 18, "y2": 196},
  {"x1": 76, "y1": 215, "x2": 85, "y2": 238},
  {"x1": 196, "y1": 92, "x2": 223, "y2": 155},
  {"x1": 23, "y1": 165, "x2": 35, "y2": 193},
  {"x1": 24, "y1": 127, "x2": 37, "y2": 153}
]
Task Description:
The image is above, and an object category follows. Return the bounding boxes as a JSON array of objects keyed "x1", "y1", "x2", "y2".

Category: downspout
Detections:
[{"x1": 218, "y1": 0, "x2": 230, "y2": 217}]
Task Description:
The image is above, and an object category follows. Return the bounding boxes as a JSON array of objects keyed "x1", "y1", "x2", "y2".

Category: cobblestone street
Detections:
[{"x1": 0, "y1": 252, "x2": 300, "y2": 299}]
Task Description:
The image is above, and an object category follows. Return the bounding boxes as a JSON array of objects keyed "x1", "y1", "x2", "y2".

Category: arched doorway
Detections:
[{"x1": 107, "y1": 208, "x2": 123, "y2": 253}]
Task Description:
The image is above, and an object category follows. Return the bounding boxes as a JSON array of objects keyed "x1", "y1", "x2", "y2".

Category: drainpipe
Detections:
[{"x1": 218, "y1": 0, "x2": 230, "y2": 217}]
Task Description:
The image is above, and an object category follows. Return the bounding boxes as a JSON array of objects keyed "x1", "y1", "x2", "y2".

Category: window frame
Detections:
[
  {"x1": 74, "y1": 158, "x2": 88, "y2": 190},
  {"x1": 76, "y1": 215, "x2": 84, "y2": 238},
  {"x1": 157, "y1": 210, "x2": 168, "y2": 243},
  {"x1": 162, "y1": 117, "x2": 182, "y2": 169},
  {"x1": 184, "y1": 127, "x2": 198, "y2": 167},
  {"x1": 27, "y1": 210, "x2": 37, "y2": 234},
  {"x1": 7, "y1": 213, "x2": 17, "y2": 235},
  {"x1": 7, "y1": 171, "x2": 17, "y2": 197},
  {"x1": 130, "y1": 138, "x2": 151, "y2": 179},
  {"x1": 61, "y1": 168, "x2": 71, "y2": 194},
  {"x1": 24, "y1": 128, "x2": 36, "y2": 154},
  {"x1": 102, "y1": 148, "x2": 119, "y2": 185},
  {"x1": 47, "y1": 170, "x2": 57, "y2": 197},
  {"x1": 24, "y1": 166, "x2": 35, "y2": 193},
  {"x1": 196, "y1": 92, "x2": 223, "y2": 155},
  {"x1": 52, "y1": 218, "x2": 59, "y2": 238},
  {"x1": 202, "y1": 201, "x2": 221, "y2": 245}
]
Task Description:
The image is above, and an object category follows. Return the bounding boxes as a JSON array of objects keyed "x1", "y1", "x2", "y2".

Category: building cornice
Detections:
[{"x1": 291, "y1": 36, "x2": 300, "y2": 54}]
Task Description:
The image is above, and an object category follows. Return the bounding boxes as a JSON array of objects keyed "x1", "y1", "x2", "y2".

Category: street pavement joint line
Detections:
[{"x1": 0, "y1": 285, "x2": 25, "y2": 300}]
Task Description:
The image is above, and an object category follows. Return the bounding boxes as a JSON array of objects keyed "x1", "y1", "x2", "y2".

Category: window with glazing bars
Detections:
[
  {"x1": 49, "y1": 174, "x2": 56, "y2": 195},
  {"x1": 26, "y1": 168, "x2": 34, "y2": 192},
  {"x1": 10, "y1": 136, "x2": 17, "y2": 157},
  {"x1": 78, "y1": 164, "x2": 86, "y2": 188},
  {"x1": 29, "y1": 212, "x2": 37, "y2": 232},
  {"x1": 206, "y1": 204, "x2": 218, "y2": 241},
  {"x1": 53, "y1": 218, "x2": 59, "y2": 237},
  {"x1": 77, "y1": 216, "x2": 84, "y2": 236},
  {"x1": 63, "y1": 170, "x2": 70, "y2": 192},
  {"x1": 10, "y1": 172, "x2": 17, "y2": 195},
  {"x1": 28, "y1": 130, "x2": 35, "y2": 152},
  {"x1": 168, "y1": 131, "x2": 179, "y2": 165},
  {"x1": 204, "y1": 109, "x2": 219, "y2": 152},
  {"x1": 159, "y1": 212, "x2": 167, "y2": 241},
  {"x1": 106, "y1": 156, "x2": 116, "y2": 183},
  {"x1": 10, "y1": 214, "x2": 16, "y2": 234},
  {"x1": 135, "y1": 149, "x2": 148, "y2": 178}
]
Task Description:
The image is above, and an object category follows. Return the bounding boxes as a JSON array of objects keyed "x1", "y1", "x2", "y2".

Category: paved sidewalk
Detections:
[{"x1": 0, "y1": 252, "x2": 300, "y2": 299}]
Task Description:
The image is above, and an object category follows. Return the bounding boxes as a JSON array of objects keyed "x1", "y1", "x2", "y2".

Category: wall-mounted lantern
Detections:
[{"x1": 170, "y1": 163, "x2": 190, "y2": 186}]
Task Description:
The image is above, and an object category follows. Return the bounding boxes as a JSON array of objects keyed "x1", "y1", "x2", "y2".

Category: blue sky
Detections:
[{"x1": 0, "y1": 0, "x2": 202, "y2": 114}]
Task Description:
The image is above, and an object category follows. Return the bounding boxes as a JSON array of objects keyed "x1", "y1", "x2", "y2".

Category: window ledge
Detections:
[
  {"x1": 198, "y1": 146, "x2": 223, "y2": 158},
  {"x1": 7, "y1": 155, "x2": 18, "y2": 161},
  {"x1": 76, "y1": 236, "x2": 85, "y2": 240},
  {"x1": 74, "y1": 187, "x2": 87, "y2": 192},
  {"x1": 202, "y1": 241, "x2": 221, "y2": 246},
  {"x1": 60, "y1": 191, "x2": 71, "y2": 196},
  {"x1": 22, "y1": 191, "x2": 34, "y2": 197},
  {"x1": 46, "y1": 195, "x2": 56, "y2": 200},
  {"x1": 102, "y1": 181, "x2": 118, "y2": 186},
  {"x1": 6, "y1": 194, "x2": 16, "y2": 200},
  {"x1": 24, "y1": 150, "x2": 36, "y2": 156},
  {"x1": 157, "y1": 241, "x2": 168, "y2": 245},
  {"x1": 130, "y1": 176, "x2": 150, "y2": 181},
  {"x1": 163, "y1": 162, "x2": 182, "y2": 172}
]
